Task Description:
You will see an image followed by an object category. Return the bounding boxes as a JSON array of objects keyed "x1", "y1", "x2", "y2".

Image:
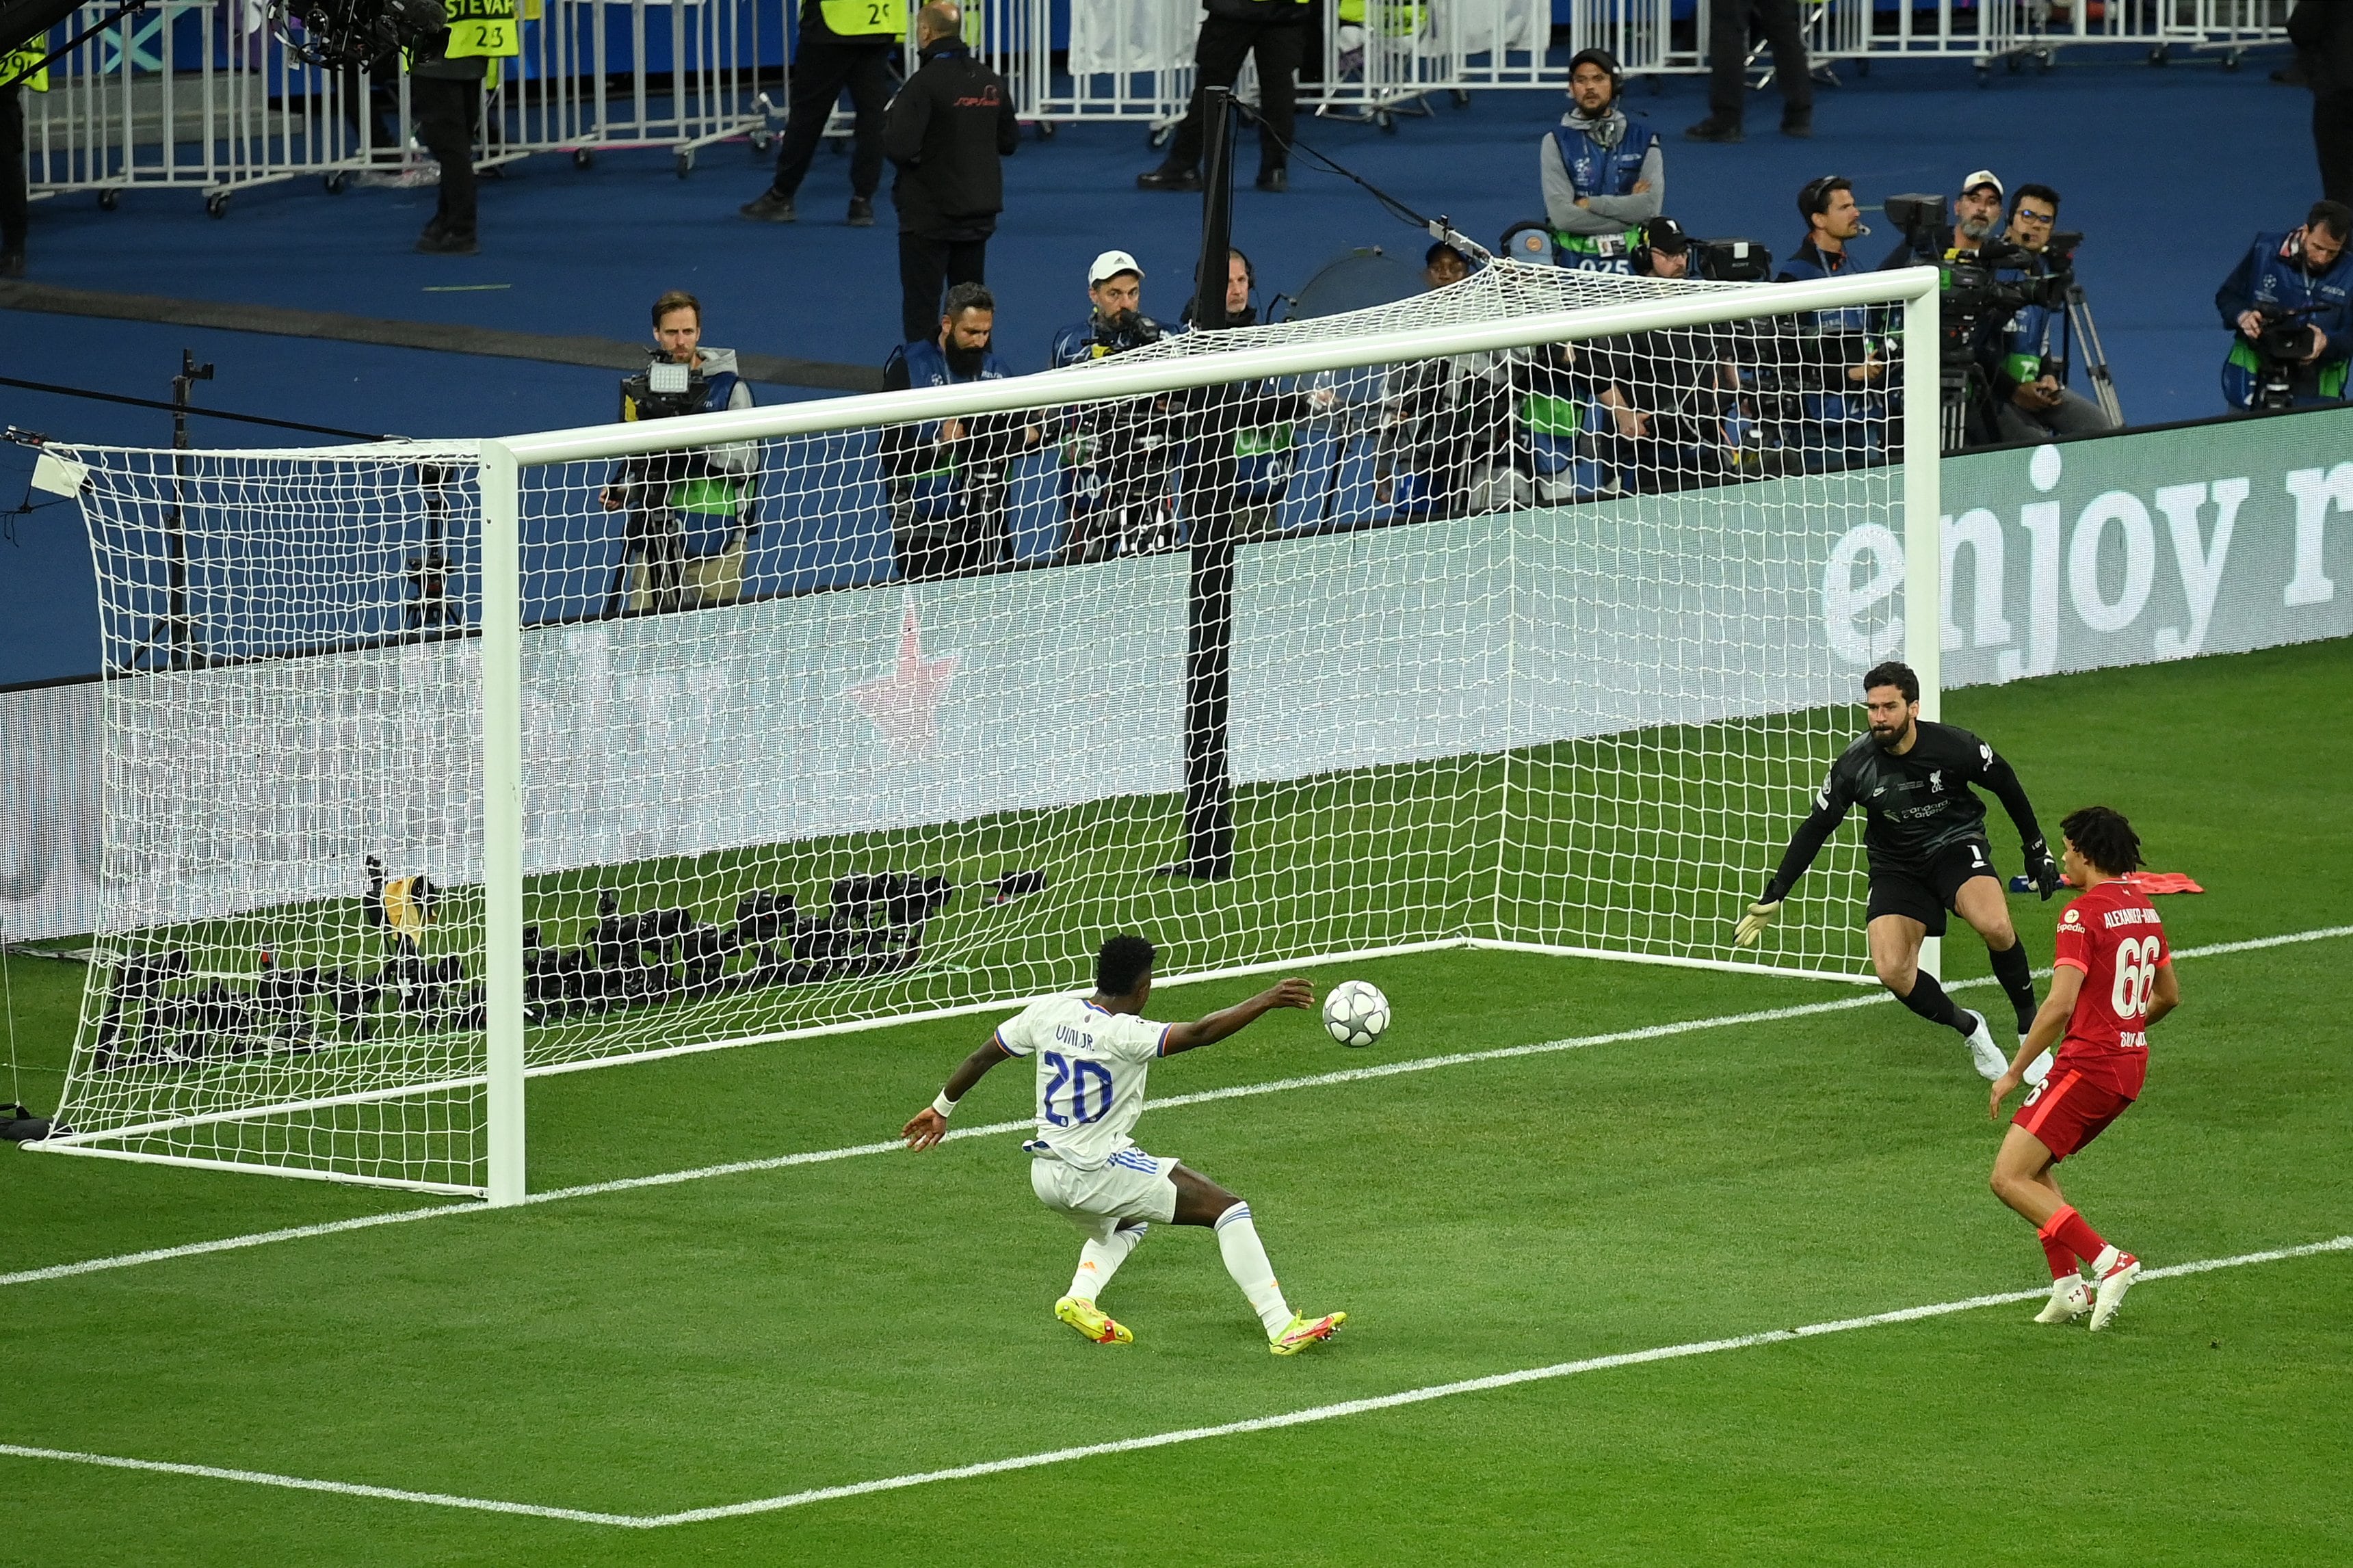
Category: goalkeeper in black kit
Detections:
[{"x1": 1734, "y1": 661, "x2": 2062, "y2": 1084}]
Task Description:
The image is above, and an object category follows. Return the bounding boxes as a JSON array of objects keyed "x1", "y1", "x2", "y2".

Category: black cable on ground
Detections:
[{"x1": 0, "y1": 375, "x2": 391, "y2": 441}]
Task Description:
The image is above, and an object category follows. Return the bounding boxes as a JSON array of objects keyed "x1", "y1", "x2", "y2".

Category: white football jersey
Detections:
[{"x1": 994, "y1": 994, "x2": 1169, "y2": 1172}]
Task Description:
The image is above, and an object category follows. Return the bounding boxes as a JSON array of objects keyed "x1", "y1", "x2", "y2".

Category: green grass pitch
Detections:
[{"x1": 3, "y1": 639, "x2": 2350, "y2": 1565}]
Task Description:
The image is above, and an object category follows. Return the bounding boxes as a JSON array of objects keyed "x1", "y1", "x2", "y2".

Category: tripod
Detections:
[
  {"x1": 2058, "y1": 281, "x2": 2123, "y2": 427},
  {"x1": 123, "y1": 349, "x2": 214, "y2": 673}
]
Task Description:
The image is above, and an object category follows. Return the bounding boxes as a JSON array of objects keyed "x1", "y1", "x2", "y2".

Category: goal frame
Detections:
[{"x1": 31, "y1": 267, "x2": 1941, "y2": 1202}]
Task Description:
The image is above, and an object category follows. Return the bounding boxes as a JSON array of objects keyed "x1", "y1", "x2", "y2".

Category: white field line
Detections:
[
  {"x1": 9, "y1": 922, "x2": 2348, "y2": 1292},
  {"x1": 3, "y1": 1234, "x2": 2346, "y2": 1528}
]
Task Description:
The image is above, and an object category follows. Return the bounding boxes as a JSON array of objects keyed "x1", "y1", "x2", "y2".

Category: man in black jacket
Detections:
[
  {"x1": 2291, "y1": 1, "x2": 2353, "y2": 205},
  {"x1": 740, "y1": 0, "x2": 901, "y2": 226},
  {"x1": 1138, "y1": 0, "x2": 1307, "y2": 194},
  {"x1": 884, "y1": 1, "x2": 1018, "y2": 345}
]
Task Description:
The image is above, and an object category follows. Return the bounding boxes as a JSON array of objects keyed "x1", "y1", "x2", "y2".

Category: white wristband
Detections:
[{"x1": 931, "y1": 1090, "x2": 959, "y2": 1119}]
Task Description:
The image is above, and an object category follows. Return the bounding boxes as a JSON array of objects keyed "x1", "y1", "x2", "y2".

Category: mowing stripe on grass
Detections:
[
  {"x1": 3, "y1": 1234, "x2": 2346, "y2": 1527},
  {"x1": 10, "y1": 922, "x2": 2348, "y2": 1291}
]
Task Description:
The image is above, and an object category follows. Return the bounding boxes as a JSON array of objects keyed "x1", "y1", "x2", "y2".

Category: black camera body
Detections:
[
  {"x1": 620, "y1": 354, "x2": 712, "y2": 422},
  {"x1": 1693, "y1": 237, "x2": 1772, "y2": 282},
  {"x1": 1883, "y1": 194, "x2": 2071, "y2": 359},
  {"x1": 1089, "y1": 312, "x2": 1165, "y2": 356}
]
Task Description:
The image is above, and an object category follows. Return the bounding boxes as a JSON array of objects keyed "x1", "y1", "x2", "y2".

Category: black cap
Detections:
[
  {"x1": 1568, "y1": 46, "x2": 1621, "y2": 83},
  {"x1": 1642, "y1": 216, "x2": 1690, "y2": 254}
]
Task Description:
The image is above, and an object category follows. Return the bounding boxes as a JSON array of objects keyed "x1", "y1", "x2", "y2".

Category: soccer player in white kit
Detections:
[{"x1": 901, "y1": 933, "x2": 1347, "y2": 1355}]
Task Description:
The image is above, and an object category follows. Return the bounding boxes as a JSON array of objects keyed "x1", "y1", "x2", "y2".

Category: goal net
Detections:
[{"x1": 34, "y1": 259, "x2": 1938, "y2": 1196}]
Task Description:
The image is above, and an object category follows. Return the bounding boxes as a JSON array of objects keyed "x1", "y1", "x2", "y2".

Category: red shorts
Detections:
[{"x1": 2011, "y1": 1066, "x2": 2134, "y2": 1161}]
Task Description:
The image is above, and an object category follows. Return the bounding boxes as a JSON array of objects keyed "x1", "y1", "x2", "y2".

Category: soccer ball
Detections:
[{"x1": 1322, "y1": 980, "x2": 1390, "y2": 1049}]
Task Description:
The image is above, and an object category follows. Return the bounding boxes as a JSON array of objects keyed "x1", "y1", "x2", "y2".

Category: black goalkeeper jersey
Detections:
[{"x1": 1763, "y1": 720, "x2": 2047, "y2": 901}]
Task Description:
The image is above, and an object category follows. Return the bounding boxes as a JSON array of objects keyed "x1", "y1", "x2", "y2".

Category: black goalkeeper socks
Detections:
[
  {"x1": 1988, "y1": 940, "x2": 2038, "y2": 1035},
  {"x1": 1897, "y1": 970, "x2": 1971, "y2": 1035}
]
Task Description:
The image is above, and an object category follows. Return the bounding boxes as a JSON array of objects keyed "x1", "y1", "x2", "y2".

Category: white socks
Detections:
[
  {"x1": 1215, "y1": 1203, "x2": 1294, "y2": 1338},
  {"x1": 1067, "y1": 1222, "x2": 1146, "y2": 1303}
]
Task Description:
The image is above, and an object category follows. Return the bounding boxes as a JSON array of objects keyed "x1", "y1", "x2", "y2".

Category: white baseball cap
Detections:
[
  {"x1": 1960, "y1": 168, "x2": 2003, "y2": 199},
  {"x1": 1088, "y1": 249, "x2": 1145, "y2": 285}
]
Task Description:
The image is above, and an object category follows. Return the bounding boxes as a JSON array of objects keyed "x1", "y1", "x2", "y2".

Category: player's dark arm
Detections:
[
  {"x1": 1762, "y1": 779, "x2": 1853, "y2": 904},
  {"x1": 2144, "y1": 961, "x2": 2181, "y2": 1028},
  {"x1": 1975, "y1": 745, "x2": 2061, "y2": 894},
  {"x1": 902, "y1": 1037, "x2": 1014, "y2": 1150},
  {"x1": 1160, "y1": 978, "x2": 1316, "y2": 1057}
]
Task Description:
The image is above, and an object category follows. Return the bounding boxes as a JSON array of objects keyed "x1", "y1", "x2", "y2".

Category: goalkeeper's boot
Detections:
[
  {"x1": 1055, "y1": 1295, "x2": 1133, "y2": 1345},
  {"x1": 1270, "y1": 1310, "x2": 1347, "y2": 1356},
  {"x1": 2023, "y1": 1049, "x2": 2056, "y2": 1087},
  {"x1": 1962, "y1": 1011, "x2": 2008, "y2": 1081},
  {"x1": 2088, "y1": 1251, "x2": 2142, "y2": 1333},
  {"x1": 2034, "y1": 1277, "x2": 2090, "y2": 1325}
]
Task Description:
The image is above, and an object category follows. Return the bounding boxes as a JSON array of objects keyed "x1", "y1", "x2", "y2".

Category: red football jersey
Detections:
[{"x1": 2051, "y1": 877, "x2": 2170, "y2": 1098}]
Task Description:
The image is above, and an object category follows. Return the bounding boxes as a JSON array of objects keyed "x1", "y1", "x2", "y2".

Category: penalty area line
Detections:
[
  {"x1": 8, "y1": 921, "x2": 2348, "y2": 1292},
  {"x1": 3, "y1": 1234, "x2": 2346, "y2": 1528}
]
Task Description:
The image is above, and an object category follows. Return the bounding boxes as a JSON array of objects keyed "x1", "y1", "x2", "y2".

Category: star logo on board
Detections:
[{"x1": 843, "y1": 600, "x2": 960, "y2": 757}]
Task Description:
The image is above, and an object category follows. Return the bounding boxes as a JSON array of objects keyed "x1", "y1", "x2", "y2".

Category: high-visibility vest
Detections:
[
  {"x1": 1, "y1": 43, "x2": 51, "y2": 90},
  {"x1": 817, "y1": 0, "x2": 906, "y2": 38},
  {"x1": 443, "y1": 0, "x2": 521, "y2": 59}
]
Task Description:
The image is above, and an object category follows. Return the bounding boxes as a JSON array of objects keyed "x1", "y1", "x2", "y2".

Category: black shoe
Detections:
[
  {"x1": 1683, "y1": 116, "x2": 1744, "y2": 143},
  {"x1": 1254, "y1": 166, "x2": 1287, "y2": 192},
  {"x1": 0, "y1": 249, "x2": 23, "y2": 278},
  {"x1": 415, "y1": 230, "x2": 478, "y2": 255},
  {"x1": 1136, "y1": 163, "x2": 1202, "y2": 192},
  {"x1": 421, "y1": 214, "x2": 449, "y2": 241},
  {"x1": 1780, "y1": 115, "x2": 1813, "y2": 139},
  {"x1": 739, "y1": 189, "x2": 796, "y2": 222},
  {"x1": 847, "y1": 195, "x2": 874, "y2": 226}
]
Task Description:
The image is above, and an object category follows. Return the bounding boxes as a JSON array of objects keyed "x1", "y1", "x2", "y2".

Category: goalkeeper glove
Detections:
[
  {"x1": 1732, "y1": 900, "x2": 1782, "y2": 949},
  {"x1": 2024, "y1": 840, "x2": 2063, "y2": 901}
]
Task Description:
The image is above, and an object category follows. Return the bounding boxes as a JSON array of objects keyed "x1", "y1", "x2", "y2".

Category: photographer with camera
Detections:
[
  {"x1": 1770, "y1": 176, "x2": 1887, "y2": 471},
  {"x1": 1049, "y1": 250, "x2": 1183, "y2": 561},
  {"x1": 2217, "y1": 200, "x2": 2353, "y2": 412},
  {"x1": 1575, "y1": 217, "x2": 1740, "y2": 493},
  {"x1": 880, "y1": 281, "x2": 1038, "y2": 579},
  {"x1": 1536, "y1": 48, "x2": 1662, "y2": 276},
  {"x1": 1880, "y1": 168, "x2": 2001, "y2": 270},
  {"x1": 1987, "y1": 184, "x2": 2118, "y2": 442},
  {"x1": 598, "y1": 290, "x2": 759, "y2": 615}
]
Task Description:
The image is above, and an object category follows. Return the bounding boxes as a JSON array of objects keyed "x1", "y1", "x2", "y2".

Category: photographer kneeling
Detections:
[
  {"x1": 881, "y1": 282, "x2": 1038, "y2": 579},
  {"x1": 1049, "y1": 250, "x2": 1181, "y2": 562},
  {"x1": 2216, "y1": 199, "x2": 2353, "y2": 411},
  {"x1": 1988, "y1": 183, "x2": 2119, "y2": 443},
  {"x1": 599, "y1": 290, "x2": 759, "y2": 615}
]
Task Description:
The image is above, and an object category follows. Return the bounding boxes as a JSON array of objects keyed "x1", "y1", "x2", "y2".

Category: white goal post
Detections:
[{"x1": 32, "y1": 262, "x2": 1941, "y2": 1201}]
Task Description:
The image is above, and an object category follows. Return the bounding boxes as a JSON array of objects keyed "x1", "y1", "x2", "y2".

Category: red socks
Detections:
[
  {"x1": 2040, "y1": 1232, "x2": 2079, "y2": 1281},
  {"x1": 2038, "y1": 1204, "x2": 2108, "y2": 1266}
]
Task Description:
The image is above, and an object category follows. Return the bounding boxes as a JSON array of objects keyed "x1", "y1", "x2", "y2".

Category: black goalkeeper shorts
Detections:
[{"x1": 1865, "y1": 837, "x2": 1999, "y2": 936}]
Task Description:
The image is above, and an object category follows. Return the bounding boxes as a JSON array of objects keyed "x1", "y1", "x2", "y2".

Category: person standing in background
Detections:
[
  {"x1": 408, "y1": 0, "x2": 519, "y2": 254},
  {"x1": 884, "y1": 1, "x2": 1018, "y2": 345},
  {"x1": 2290, "y1": 1, "x2": 2353, "y2": 205},
  {"x1": 1685, "y1": 0, "x2": 1811, "y2": 144},
  {"x1": 740, "y1": 0, "x2": 901, "y2": 226}
]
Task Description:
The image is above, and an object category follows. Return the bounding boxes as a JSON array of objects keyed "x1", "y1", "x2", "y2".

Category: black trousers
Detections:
[
  {"x1": 1166, "y1": 16, "x2": 1304, "y2": 176},
  {"x1": 1, "y1": 85, "x2": 26, "y2": 254},
  {"x1": 410, "y1": 75, "x2": 482, "y2": 237},
  {"x1": 1709, "y1": 0, "x2": 1813, "y2": 122},
  {"x1": 768, "y1": 39, "x2": 893, "y2": 200},
  {"x1": 2317, "y1": 90, "x2": 2353, "y2": 206},
  {"x1": 898, "y1": 230, "x2": 988, "y2": 345}
]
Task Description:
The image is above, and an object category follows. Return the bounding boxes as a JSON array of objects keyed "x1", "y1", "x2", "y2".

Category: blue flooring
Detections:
[{"x1": 0, "y1": 46, "x2": 2315, "y2": 685}]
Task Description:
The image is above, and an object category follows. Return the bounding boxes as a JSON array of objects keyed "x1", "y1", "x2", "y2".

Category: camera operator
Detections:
[
  {"x1": 1176, "y1": 248, "x2": 1338, "y2": 541},
  {"x1": 406, "y1": 0, "x2": 521, "y2": 255},
  {"x1": 2216, "y1": 200, "x2": 2353, "y2": 411},
  {"x1": 1988, "y1": 183, "x2": 2118, "y2": 442},
  {"x1": 598, "y1": 290, "x2": 759, "y2": 614},
  {"x1": 1049, "y1": 250, "x2": 1181, "y2": 562},
  {"x1": 880, "y1": 281, "x2": 1038, "y2": 579},
  {"x1": 1581, "y1": 217, "x2": 1740, "y2": 492},
  {"x1": 1772, "y1": 176, "x2": 1887, "y2": 471},
  {"x1": 1537, "y1": 48, "x2": 1662, "y2": 275}
]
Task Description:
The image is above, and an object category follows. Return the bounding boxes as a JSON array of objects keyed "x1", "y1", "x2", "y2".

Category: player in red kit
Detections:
[{"x1": 1986, "y1": 806, "x2": 2181, "y2": 1331}]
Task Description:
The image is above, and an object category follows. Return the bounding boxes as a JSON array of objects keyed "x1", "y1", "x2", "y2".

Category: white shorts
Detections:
[{"x1": 1030, "y1": 1147, "x2": 1179, "y2": 1239}]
